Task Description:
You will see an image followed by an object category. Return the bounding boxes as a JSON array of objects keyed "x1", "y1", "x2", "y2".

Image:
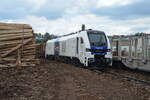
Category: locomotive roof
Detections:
[
  {"x1": 86, "y1": 29, "x2": 104, "y2": 33},
  {"x1": 47, "y1": 33, "x2": 78, "y2": 43},
  {"x1": 47, "y1": 38, "x2": 58, "y2": 43},
  {"x1": 56, "y1": 29, "x2": 105, "y2": 41},
  {"x1": 47, "y1": 29, "x2": 105, "y2": 43},
  {"x1": 57, "y1": 33, "x2": 78, "y2": 41}
]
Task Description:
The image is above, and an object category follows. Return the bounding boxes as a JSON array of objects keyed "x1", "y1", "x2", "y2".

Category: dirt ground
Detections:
[{"x1": 0, "y1": 60, "x2": 150, "y2": 100}]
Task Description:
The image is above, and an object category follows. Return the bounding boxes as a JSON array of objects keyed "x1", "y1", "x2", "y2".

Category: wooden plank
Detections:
[
  {"x1": 16, "y1": 50, "x2": 22, "y2": 68},
  {"x1": 0, "y1": 29, "x2": 33, "y2": 34},
  {"x1": 0, "y1": 23, "x2": 32, "y2": 29},
  {"x1": 21, "y1": 63, "x2": 35, "y2": 67},
  {"x1": 22, "y1": 53, "x2": 36, "y2": 56},
  {"x1": 23, "y1": 46, "x2": 35, "y2": 50},
  {"x1": 0, "y1": 41, "x2": 22, "y2": 47},
  {"x1": 0, "y1": 64, "x2": 15, "y2": 68},
  {"x1": 0, "y1": 34, "x2": 33, "y2": 41},
  {"x1": 0, "y1": 46, "x2": 17, "y2": 51},
  {"x1": 22, "y1": 50, "x2": 36, "y2": 54},
  {"x1": 23, "y1": 56, "x2": 36, "y2": 59},
  {"x1": 0, "y1": 32, "x2": 32, "y2": 38},
  {"x1": 1, "y1": 58, "x2": 38, "y2": 62},
  {"x1": 1, "y1": 51, "x2": 18, "y2": 56},
  {"x1": 0, "y1": 22, "x2": 30, "y2": 26},
  {"x1": 20, "y1": 48, "x2": 35, "y2": 52},
  {"x1": 0, "y1": 63, "x2": 36, "y2": 68},
  {"x1": 0, "y1": 58, "x2": 16, "y2": 61},
  {"x1": 0, "y1": 47, "x2": 17, "y2": 53},
  {"x1": 24, "y1": 44, "x2": 36, "y2": 48},
  {"x1": 0, "y1": 40, "x2": 22, "y2": 45},
  {"x1": 0, "y1": 43, "x2": 35, "y2": 53},
  {"x1": 1, "y1": 38, "x2": 32, "y2": 58},
  {"x1": 24, "y1": 47, "x2": 35, "y2": 51},
  {"x1": 0, "y1": 43, "x2": 20, "y2": 48},
  {"x1": 0, "y1": 26, "x2": 24, "y2": 30},
  {"x1": 0, "y1": 39, "x2": 34, "y2": 47}
]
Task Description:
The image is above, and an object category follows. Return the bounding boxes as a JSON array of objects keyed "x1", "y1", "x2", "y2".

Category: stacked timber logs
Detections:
[
  {"x1": 36, "y1": 43, "x2": 46, "y2": 58},
  {"x1": 0, "y1": 22, "x2": 39, "y2": 68}
]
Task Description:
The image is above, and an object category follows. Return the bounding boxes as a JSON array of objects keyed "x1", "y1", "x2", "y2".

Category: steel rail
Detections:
[{"x1": 90, "y1": 68, "x2": 150, "y2": 86}]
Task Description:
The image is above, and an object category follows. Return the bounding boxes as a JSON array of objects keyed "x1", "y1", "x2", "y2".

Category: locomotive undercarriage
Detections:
[
  {"x1": 46, "y1": 54, "x2": 111, "y2": 70},
  {"x1": 88, "y1": 55, "x2": 112, "y2": 68}
]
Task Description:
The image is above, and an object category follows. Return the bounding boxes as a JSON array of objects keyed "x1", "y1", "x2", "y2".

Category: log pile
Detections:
[
  {"x1": 36, "y1": 43, "x2": 46, "y2": 58},
  {"x1": 0, "y1": 22, "x2": 39, "y2": 68}
]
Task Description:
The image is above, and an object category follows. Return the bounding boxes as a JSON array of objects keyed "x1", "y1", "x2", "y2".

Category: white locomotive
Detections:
[{"x1": 45, "y1": 28, "x2": 112, "y2": 68}]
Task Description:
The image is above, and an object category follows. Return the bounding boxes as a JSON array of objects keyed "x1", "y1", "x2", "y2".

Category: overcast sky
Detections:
[{"x1": 1, "y1": 0, "x2": 150, "y2": 35}]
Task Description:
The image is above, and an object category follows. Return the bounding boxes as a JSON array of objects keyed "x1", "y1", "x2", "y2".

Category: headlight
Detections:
[
  {"x1": 86, "y1": 48, "x2": 91, "y2": 52},
  {"x1": 107, "y1": 49, "x2": 112, "y2": 52}
]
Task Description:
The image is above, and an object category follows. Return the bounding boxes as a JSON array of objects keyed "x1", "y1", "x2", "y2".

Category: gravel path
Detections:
[{"x1": 0, "y1": 60, "x2": 150, "y2": 100}]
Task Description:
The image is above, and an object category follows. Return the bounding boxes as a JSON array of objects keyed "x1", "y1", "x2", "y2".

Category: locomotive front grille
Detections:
[
  {"x1": 94, "y1": 49, "x2": 106, "y2": 53},
  {"x1": 95, "y1": 55, "x2": 111, "y2": 66},
  {"x1": 87, "y1": 49, "x2": 107, "y2": 53}
]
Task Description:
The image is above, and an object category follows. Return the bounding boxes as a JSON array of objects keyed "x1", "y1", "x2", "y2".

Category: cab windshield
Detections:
[{"x1": 87, "y1": 31, "x2": 107, "y2": 46}]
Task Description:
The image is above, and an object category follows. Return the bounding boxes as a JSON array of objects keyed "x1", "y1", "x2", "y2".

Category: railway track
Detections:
[
  {"x1": 107, "y1": 71, "x2": 150, "y2": 85},
  {"x1": 71, "y1": 62, "x2": 150, "y2": 86},
  {"x1": 44, "y1": 59, "x2": 150, "y2": 86},
  {"x1": 91, "y1": 68, "x2": 150, "y2": 86}
]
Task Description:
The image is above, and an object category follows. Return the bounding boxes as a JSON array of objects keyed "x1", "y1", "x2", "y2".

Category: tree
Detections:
[
  {"x1": 134, "y1": 32, "x2": 145, "y2": 36},
  {"x1": 43, "y1": 32, "x2": 50, "y2": 42},
  {"x1": 35, "y1": 32, "x2": 58, "y2": 44}
]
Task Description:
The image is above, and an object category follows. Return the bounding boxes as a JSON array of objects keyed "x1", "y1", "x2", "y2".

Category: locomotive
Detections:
[{"x1": 45, "y1": 27, "x2": 112, "y2": 68}]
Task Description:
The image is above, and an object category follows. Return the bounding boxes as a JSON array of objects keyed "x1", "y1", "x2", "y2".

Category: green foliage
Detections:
[
  {"x1": 35, "y1": 32, "x2": 57, "y2": 44},
  {"x1": 134, "y1": 32, "x2": 145, "y2": 36}
]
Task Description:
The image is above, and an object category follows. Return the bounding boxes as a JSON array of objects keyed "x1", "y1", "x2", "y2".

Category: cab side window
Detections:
[{"x1": 81, "y1": 38, "x2": 84, "y2": 44}]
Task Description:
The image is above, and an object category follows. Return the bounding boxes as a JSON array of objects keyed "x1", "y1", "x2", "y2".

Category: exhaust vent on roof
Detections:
[{"x1": 82, "y1": 24, "x2": 85, "y2": 31}]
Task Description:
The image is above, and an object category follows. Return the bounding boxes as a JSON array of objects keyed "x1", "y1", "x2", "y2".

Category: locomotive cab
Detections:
[{"x1": 78, "y1": 30, "x2": 112, "y2": 67}]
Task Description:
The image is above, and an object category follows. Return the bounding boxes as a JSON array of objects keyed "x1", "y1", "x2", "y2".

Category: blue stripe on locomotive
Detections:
[{"x1": 91, "y1": 45, "x2": 108, "y2": 55}]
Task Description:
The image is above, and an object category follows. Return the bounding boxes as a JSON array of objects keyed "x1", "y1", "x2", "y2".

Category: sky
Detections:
[{"x1": 0, "y1": 0, "x2": 150, "y2": 35}]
